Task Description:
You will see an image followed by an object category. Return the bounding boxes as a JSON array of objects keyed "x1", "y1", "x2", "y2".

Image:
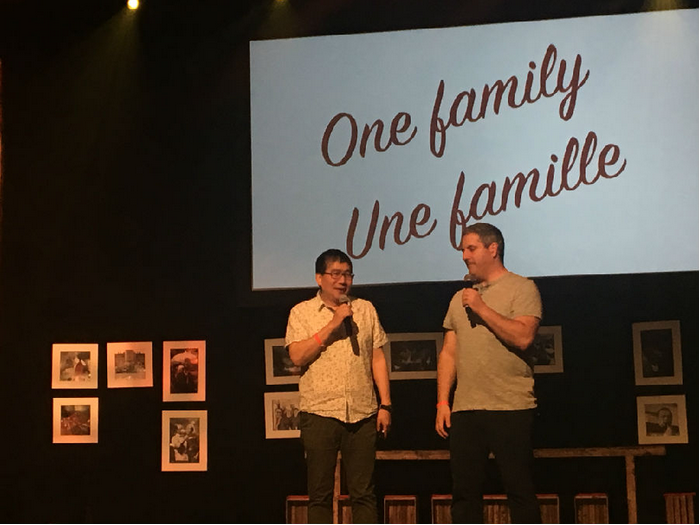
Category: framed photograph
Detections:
[
  {"x1": 384, "y1": 332, "x2": 443, "y2": 380},
  {"x1": 106, "y1": 342, "x2": 153, "y2": 388},
  {"x1": 265, "y1": 338, "x2": 302, "y2": 385},
  {"x1": 163, "y1": 340, "x2": 206, "y2": 402},
  {"x1": 264, "y1": 391, "x2": 301, "y2": 439},
  {"x1": 52, "y1": 343, "x2": 99, "y2": 389},
  {"x1": 637, "y1": 395, "x2": 688, "y2": 444},
  {"x1": 632, "y1": 320, "x2": 682, "y2": 385},
  {"x1": 531, "y1": 326, "x2": 564, "y2": 374},
  {"x1": 53, "y1": 397, "x2": 98, "y2": 444},
  {"x1": 162, "y1": 410, "x2": 208, "y2": 471}
]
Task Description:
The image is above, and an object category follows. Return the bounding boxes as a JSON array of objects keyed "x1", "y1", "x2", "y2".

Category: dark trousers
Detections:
[
  {"x1": 450, "y1": 409, "x2": 541, "y2": 524},
  {"x1": 300, "y1": 412, "x2": 378, "y2": 524}
]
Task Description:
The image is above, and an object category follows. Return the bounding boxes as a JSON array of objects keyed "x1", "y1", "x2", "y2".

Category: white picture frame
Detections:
[
  {"x1": 265, "y1": 338, "x2": 301, "y2": 385},
  {"x1": 384, "y1": 332, "x2": 443, "y2": 380},
  {"x1": 532, "y1": 326, "x2": 564, "y2": 374},
  {"x1": 106, "y1": 341, "x2": 153, "y2": 388},
  {"x1": 632, "y1": 320, "x2": 682, "y2": 385},
  {"x1": 637, "y1": 394, "x2": 688, "y2": 445},
  {"x1": 163, "y1": 340, "x2": 206, "y2": 402},
  {"x1": 264, "y1": 391, "x2": 301, "y2": 439},
  {"x1": 52, "y1": 343, "x2": 99, "y2": 389},
  {"x1": 53, "y1": 397, "x2": 99, "y2": 444},
  {"x1": 162, "y1": 410, "x2": 208, "y2": 471}
]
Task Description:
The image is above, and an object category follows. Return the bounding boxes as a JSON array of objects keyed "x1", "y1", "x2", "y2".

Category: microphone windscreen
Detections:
[
  {"x1": 339, "y1": 294, "x2": 350, "y2": 304},
  {"x1": 463, "y1": 274, "x2": 477, "y2": 289}
]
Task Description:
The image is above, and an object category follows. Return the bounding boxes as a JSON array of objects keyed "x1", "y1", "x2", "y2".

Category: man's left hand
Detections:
[{"x1": 376, "y1": 409, "x2": 391, "y2": 437}]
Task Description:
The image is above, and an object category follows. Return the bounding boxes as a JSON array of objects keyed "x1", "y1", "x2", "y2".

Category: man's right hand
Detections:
[
  {"x1": 435, "y1": 404, "x2": 451, "y2": 439},
  {"x1": 331, "y1": 302, "x2": 353, "y2": 330}
]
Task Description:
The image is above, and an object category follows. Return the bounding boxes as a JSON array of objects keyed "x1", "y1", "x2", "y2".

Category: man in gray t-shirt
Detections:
[{"x1": 435, "y1": 222, "x2": 543, "y2": 524}]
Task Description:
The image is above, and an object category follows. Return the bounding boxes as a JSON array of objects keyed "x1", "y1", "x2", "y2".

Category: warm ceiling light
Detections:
[{"x1": 127, "y1": 0, "x2": 139, "y2": 9}]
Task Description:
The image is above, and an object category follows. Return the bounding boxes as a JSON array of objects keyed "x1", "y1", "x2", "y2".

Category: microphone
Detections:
[
  {"x1": 463, "y1": 274, "x2": 477, "y2": 289},
  {"x1": 463, "y1": 274, "x2": 477, "y2": 328},
  {"x1": 339, "y1": 294, "x2": 353, "y2": 335}
]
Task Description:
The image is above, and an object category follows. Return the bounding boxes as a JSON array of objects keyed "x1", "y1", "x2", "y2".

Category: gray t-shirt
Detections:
[{"x1": 443, "y1": 271, "x2": 542, "y2": 411}]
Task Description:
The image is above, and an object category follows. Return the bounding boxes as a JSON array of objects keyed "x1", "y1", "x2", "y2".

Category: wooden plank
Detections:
[{"x1": 375, "y1": 445, "x2": 665, "y2": 461}]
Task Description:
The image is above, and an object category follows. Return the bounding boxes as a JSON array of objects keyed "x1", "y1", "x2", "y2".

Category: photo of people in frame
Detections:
[
  {"x1": 53, "y1": 397, "x2": 99, "y2": 444},
  {"x1": 52, "y1": 344, "x2": 99, "y2": 389},
  {"x1": 169, "y1": 348, "x2": 199, "y2": 394},
  {"x1": 60, "y1": 404, "x2": 91, "y2": 436},
  {"x1": 637, "y1": 395, "x2": 688, "y2": 445},
  {"x1": 640, "y1": 328, "x2": 675, "y2": 379},
  {"x1": 162, "y1": 410, "x2": 207, "y2": 471},
  {"x1": 264, "y1": 392, "x2": 301, "y2": 439},
  {"x1": 272, "y1": 344, "x2": 302, "y2": 378},
  {"x1": 632, "y1": 321, "x2": 682, "y2": 386},
  {"x1": 163, "y1": 341, "x2": 205, "y2": 402},
  {"x1": 169, "y1": 417, "x2": 201, "y2": 464},
  {"x1": 390, "y1": 340, "x2": 437, "y2": 373}
]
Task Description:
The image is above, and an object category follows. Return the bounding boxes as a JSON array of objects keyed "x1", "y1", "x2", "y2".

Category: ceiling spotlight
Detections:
[{"x1": 127, "y1": 0, "x2": 139, "y2": 10}]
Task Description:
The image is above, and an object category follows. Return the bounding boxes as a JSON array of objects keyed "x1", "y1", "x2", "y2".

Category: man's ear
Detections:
[
  {"x1": 315, "y1": 273, "x2": 323, "y2": 287},
  {"x1": 488, "y1": 242, "x2": 499, "y2": 259}
]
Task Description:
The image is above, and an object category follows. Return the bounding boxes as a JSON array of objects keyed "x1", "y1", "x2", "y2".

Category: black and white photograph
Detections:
[
  {"x1": 52, "y1": 344, "x2": 99, "y2": 389},
  {"x1": 265, "y1": 338, "x2": 302, "y2": 385},
  {"x1": 53, "y1": 398, "x2": 99, "y2": 444},
  {"x1": 107, "y1": 342, "x2": 153, "y2": 388},
  {"x1": 162, "y1": 410, "x2": 208, "y2": 471},
  {"x1": 530, "y1": 326, "x2": 564, "y2": 374},
  {"x1": 163, "y1": 340, "x2": 206, "y2": 401},
  {"x1": 264, "y1": 391, "x2": 301, "y2": 439},
  {"x1": 637, "y1": 395, "x2": 688, "y2": 444},
  {"x1": 632, "y1": 320, "x2": 683, "y2": 385},
  {"x1": 384, "y1": 333, "x2": 443, "y2": 380}
]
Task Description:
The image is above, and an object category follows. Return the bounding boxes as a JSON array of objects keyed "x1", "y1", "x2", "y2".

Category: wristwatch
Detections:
[{"x1": 379, "y1": 404, "x2": 393, "y2": 413}]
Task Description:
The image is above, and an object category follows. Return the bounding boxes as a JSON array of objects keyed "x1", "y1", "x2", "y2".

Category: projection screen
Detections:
[{"x1": 250, "y1": 10, "x2": 698, "y2": 290}]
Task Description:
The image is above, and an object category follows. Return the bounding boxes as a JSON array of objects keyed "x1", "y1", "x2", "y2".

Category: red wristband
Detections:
[
  {"x1": 436, "y1": 400, "x2": 450, "y2": 408},
  {"x1": 313, "y1": 333, "x2": 324, "y2": 346}
]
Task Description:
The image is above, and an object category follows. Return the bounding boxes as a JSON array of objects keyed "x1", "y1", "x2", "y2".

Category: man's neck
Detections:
[
  {"x1": 319, "y1": 291, "x2": 341, "y2": 308},
  {"x1": 482, "y1": 265, "x2": 508, "y2": 284}
]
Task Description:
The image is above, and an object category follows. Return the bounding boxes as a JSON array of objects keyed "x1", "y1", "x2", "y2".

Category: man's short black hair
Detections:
[
  {"x1": 315, "y1": 249, "x2": 353, "y2": 275},
  {"x1": 463, "y1": 222, "x2": 505, "y2": 262}
]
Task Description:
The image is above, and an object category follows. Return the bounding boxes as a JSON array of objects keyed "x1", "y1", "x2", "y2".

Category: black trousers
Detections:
[
  {"x1": 450, "y1": 409, "x2": 541, "y2": 524},
  {"x1": 300, "y1": 412, "x2": 378, "y2": 524}
]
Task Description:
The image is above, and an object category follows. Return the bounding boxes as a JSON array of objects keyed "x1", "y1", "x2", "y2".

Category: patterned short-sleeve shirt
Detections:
[{"x1": 285, "y1": 292, "x2": 388, "y2": 423}]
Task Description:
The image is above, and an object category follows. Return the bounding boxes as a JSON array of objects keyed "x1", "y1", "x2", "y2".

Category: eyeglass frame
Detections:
[{"x1": 322, "y1": 270, "x2": 355, "y2": 280}]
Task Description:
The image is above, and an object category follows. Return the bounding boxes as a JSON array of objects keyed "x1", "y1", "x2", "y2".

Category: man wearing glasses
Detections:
[{"x1": 286, "y1": 249, "x2": 391, "y2": 523}]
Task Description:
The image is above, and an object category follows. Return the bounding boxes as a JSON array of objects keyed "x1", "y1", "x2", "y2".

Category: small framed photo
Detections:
[
  {"x1": 53, "y1": 397, "x2": 99, "y2": 444},
  {"x1": 384, "y1": 332, "x2": 443, "y2": 380},
  {"x1": 264, "y1": 391, "x2": 301, "y2": 439},
  {"x1": 52, "y1": 343, "x2": 99, "y2": 389},
  {"x1": 106, "y1": 342, "x2": 153, "y2": 388},
  {"x1": 163, "y1": 340, "x2": 206, "y2": 402},
  {"x1": 265, "y1": 338, "x2": 302, "y2": 385},
  {"x1": 637, "y1": 395, "x2": 688, "y2": 444},
  {"x1": 162, "y1": 410, "x2": 208, "y2": 471},
  {"x1": 531, "y1": 326, "x2": 564, "y2": 374},
  {"x1": 632, "y1": 320, "x2": 682, "y2": 385}
]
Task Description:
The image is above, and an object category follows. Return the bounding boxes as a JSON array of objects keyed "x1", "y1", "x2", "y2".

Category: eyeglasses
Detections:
[{"x1": 323, "y1": 270, "x2": 354, "y2": 280}]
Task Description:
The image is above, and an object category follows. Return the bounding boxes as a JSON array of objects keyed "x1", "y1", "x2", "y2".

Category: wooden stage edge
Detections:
[{"x1": 330, "y1": 446, "x2": 666, "y2": 524}]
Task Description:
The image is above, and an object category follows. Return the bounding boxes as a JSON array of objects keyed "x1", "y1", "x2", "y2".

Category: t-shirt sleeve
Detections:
[
  {"x1": 512, "y1": 279, "x2": 543, "y2": 320},
  {"x1": 443, "y1": 292, "x2": 461, "y2": 331}
]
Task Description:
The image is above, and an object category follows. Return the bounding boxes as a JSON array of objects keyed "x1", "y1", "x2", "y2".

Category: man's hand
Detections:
[
  {"x1": 435, "y1": 404, "x2": 451, "y2": 439},
  {"x1": 331, "y1": 302, "x2": 353, "y2": 330},
  {"x1": 462, "y1": 288, "x2": 485, "y2": 314},
  {"x1": 376, "y1": 408, "x2": 391, "y2": 437}
]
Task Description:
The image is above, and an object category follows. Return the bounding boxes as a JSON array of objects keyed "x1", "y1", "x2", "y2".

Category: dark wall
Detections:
[{"x1": 0, "y1": 1, "x2": 697, "y2": 523}]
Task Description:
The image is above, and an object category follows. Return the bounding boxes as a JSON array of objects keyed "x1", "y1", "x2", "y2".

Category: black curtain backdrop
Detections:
[{"x1": 0, "y1": 1, "x2": 697, "y2": 522}]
